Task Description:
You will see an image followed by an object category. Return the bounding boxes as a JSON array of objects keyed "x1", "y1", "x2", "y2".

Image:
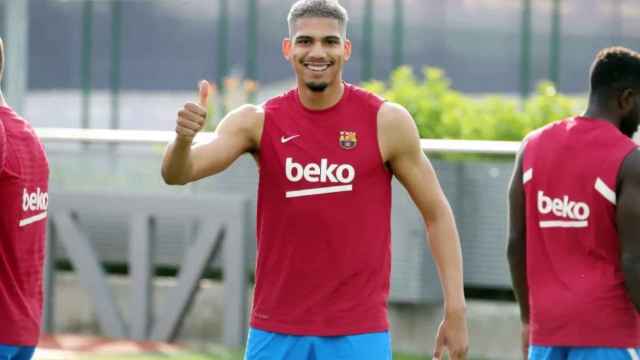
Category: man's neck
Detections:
[
  {"x1": 297, "y1": 81, "x2": 345, "y2": 111},
  {"x1": 583, "y1": 102, "x2": 619, "y2": 128},
  {"x1": 0, "y1": 92, "x2": 7, "y2": 107}
]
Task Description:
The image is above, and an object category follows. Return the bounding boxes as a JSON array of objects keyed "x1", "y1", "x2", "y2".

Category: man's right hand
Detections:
[
  {"x1": 175, "y1": 80, "x2": 210, "y2": 144},
  {"x1": 162, "y1": 79, "x2": 261, "y2": 186},
  {"x1": 432, "y1": 308, "x2": 469, "y2": 360}
]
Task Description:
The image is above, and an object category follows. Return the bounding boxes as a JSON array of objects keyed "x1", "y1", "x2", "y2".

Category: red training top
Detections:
[
  {"x1": 523, "y1": 116, "x2": 640, "y2": 347},
  {"x1": 0, "y1": 106, "x2": 49, "y2": 346},
  {"x1": 252, "y1": 83, "x2": 392, "y2": 335}
]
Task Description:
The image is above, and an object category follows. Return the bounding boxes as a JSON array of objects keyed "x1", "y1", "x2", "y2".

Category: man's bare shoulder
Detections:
[
  {"x1": 621, "y1": 149, "x2": 640, "y2": 184},
  {"x1": 218, "y1": 104, "x2": 264, "y2": 149},
  {"x1": 226, "y1": 104, "x2": 264, "y2": 127},
  {"x1": 377, "y1": 102, "x2": 420, "y2": 160},
  {"x1": 378, "y1": 102, "x2": 417, "y2": 135}
]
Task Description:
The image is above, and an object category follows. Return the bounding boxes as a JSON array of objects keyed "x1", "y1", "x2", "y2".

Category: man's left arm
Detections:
[
  {"x1": 378, "y1": 102, "x2": 468, "y2": 360},
  {"x1": 506, "y1": 145, "x2": 529, "y2": 360},
  {"x1": 617, "y1": 149, "x2": 640, "y2": 311}
]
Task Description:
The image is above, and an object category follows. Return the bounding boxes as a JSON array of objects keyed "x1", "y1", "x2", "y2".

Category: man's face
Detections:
[{"x1": 283, "y1": 17, "x2": 351, "y2": 93}]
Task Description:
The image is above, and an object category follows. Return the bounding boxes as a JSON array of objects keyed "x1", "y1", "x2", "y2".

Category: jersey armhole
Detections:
[
  {"x1": 0, "y1": 120, "x2": 6, "y2": 175},
  {"x1": 374, "y1": 101, "x2": 392, "y2": 175},
  {"x1": 519, "y1": 136, "x2": 529, "y2": 172},
  {"x1": 616, "y1": 146, "x2": 640, "y2": 194},
  {"x1": 257, "y1": 104, "x2": 271, "y2": 172}
]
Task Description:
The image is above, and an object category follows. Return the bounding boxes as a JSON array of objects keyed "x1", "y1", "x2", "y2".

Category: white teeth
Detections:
[{"x1": 306, "y1": 64, "x2": 329, "y2": 72}]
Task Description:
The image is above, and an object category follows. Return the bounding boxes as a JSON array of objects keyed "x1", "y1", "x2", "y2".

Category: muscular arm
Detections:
[
  {"x1": 161, "y1": 103, "x2": 262, "y2": 185},
  {"x1": 617, "y1": 149, "x2": 640, "y2": 312},
  {"x1": 379, "y1": 103, "x2": 467, "y2": 358},
  {"x1": 506, "y1": 146, "x2": 529, "y2": 323},
  {"x1": 379, "y1": 102, "x2": 465, "y2": 312}
]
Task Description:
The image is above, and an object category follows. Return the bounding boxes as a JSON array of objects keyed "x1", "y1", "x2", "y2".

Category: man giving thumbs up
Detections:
[{"x1": 162, "y1": 1, "x2": 468, "y2": 359}]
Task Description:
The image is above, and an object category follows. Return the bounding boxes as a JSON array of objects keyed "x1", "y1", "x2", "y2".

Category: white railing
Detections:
[{"x1": 35, "y1": 128, "x2": 521, "y2": 155}]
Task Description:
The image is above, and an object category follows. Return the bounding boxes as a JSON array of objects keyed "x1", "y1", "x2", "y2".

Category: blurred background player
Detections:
[
  {"x1": 162, "y1": 0, "x2": 468, "y2": 359},
  {"x1": 508, "y1": 46, "x2": 640, "y2": 360},
  {"x1": 0, "y1": 37, "x2": 50, "y2": 360}
]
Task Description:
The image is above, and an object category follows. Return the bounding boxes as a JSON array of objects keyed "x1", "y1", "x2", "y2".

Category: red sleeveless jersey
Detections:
[
  {"x1": 523, "y1": 116, "x2": 640, "y2": 347},
  {"x1": 0, "y1": 106, "x2": 49, "y2": 346},
  {"x1": 252, "y1": 84, "x2": 391, "y2": 335}
]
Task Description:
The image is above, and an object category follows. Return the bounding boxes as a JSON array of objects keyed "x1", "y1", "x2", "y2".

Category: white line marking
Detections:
[
  {"x1": 627, "y1": 348, "x2": 639, "y2": 360},
  {"x1": 539, "y1": 220, "x2": 588, "y2": 228},
  {"x1": 595, "y1": 177, "x2": 616, "y2": 205},
  {"x1": 523, "y1": 168, "x2": 533, "y2": 184},
  {"x1": 19, "y1": 211, "x2": 48, "y2": 227},
  {"x1": 286, "y1": 185, "x2": 352, "y2": 198}
]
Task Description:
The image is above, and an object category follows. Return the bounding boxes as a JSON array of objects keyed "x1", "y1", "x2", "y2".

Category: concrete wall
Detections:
[{"x1": 50, "y1": 273, "x2": 522, "y2": 359}]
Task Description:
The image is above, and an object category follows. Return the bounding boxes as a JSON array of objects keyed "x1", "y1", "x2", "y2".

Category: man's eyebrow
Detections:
[{"x1": 294, "y1": 35, "x2": 341, "y2": 41}]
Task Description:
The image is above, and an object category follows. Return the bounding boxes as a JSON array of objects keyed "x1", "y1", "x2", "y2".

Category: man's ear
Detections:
[
  {"x1": 343, "y1": 39, "x2": 352, "y2": 62},
  {"x1": 619, "y1": 88, "x2": 636, "y2": 113},
  {"x1": 282, "y1": 38, "x2": 292, "y2": 61}
]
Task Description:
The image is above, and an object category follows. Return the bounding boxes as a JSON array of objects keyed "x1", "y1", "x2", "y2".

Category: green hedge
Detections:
[{"x1": 362, "y1": 66, "x2": 584, "y2": 141}]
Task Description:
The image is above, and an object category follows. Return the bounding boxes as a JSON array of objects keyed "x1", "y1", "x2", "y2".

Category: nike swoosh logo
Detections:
[{"x1": 281, "y1": 135, "x2": 300, "y2": 143}]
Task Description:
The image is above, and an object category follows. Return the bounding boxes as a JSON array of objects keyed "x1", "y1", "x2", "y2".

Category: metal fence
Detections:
[{"x1": 40, "y1": 129, "x2": 520, "y2": 345}]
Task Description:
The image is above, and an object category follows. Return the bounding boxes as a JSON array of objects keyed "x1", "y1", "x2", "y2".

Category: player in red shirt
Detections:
[
  {"x1": 0, "y1": 37, "x2": 50, "y2": 360},
  {"x1": 162, "y1": 1, "x2": 468, "y2": 359},
  {"x1": 508, "y1": 47, "x2": 640, "y2": 359}
]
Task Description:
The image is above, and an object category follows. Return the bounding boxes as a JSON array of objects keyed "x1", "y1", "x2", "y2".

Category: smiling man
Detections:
[{"x1": 162, "y1": 1, "x2": 468, "y2": 359}]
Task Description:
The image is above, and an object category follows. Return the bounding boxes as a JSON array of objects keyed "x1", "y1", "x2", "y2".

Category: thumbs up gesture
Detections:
[{"x1": 175, "y1": 80, "x2": 210, "y2": 144}]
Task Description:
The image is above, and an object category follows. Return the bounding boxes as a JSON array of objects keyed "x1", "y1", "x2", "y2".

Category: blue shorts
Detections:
[
  {"x1": 0, "y1": 345, "x2": 35, "y2": 360},
  {"x1": 244, "y1": 327, "x2": 391, "y2": 360},
  {"x1": 530, "y1": 346, "x2": 640, "y2": 360}
]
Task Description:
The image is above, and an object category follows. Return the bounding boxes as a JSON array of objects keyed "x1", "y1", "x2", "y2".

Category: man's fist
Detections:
[{"x1": 175, "y1": 80, "x2": 210, "y2": 143}]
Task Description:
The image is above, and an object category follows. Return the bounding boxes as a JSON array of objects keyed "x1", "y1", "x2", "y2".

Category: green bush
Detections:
[{"x1": 362, "y1": 66, "x2": 583, "y2": 142}]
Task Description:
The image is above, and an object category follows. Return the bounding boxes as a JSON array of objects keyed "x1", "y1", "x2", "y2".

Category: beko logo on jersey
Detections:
[
  {"x1": 284, "y1": 157, "x2": 355, "y2": 198},
  {"x1": 285, "y1": 157, "x2": 355, "y2": 184},
  {"x1": 19, "y1": 188, "x2": 49, "y2": 227},
  {"x1": 23, "y1": 187, "x2": 48, "y2": 211},
  {"x1": 537, "y1": 191, "x2": 590, "y2": 228}
]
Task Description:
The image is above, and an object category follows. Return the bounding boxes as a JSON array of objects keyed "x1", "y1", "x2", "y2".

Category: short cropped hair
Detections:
[
  {"x1": 590, "y1": 46, "x2": 640, "y2": 95},
  {"x1": 287, "y1": 0, "x2": 349, "y2": 37}
]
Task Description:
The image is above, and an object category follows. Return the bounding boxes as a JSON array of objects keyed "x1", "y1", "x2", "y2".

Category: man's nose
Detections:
[{"x1": 307, "y1": 42, "x2": 326, "y2": 59}]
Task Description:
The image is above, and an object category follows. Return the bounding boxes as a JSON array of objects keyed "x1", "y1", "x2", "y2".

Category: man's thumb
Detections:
[{"x1": 198, "y1": 80, "x2": 210, "y2": 107}]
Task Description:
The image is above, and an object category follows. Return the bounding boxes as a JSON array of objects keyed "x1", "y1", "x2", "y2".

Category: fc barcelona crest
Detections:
[{"x1": 339, "y1": 131, "x2": 357, "y2": 150}]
